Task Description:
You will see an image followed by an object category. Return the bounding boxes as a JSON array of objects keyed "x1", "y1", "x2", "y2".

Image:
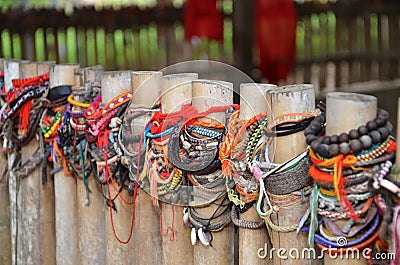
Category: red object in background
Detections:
[
  {"x1": 183, "y1": 0, "x2": 223, "y2": 42},
  {"x1": 256, "y1": 0, "x2": 297, "y2": 84}
]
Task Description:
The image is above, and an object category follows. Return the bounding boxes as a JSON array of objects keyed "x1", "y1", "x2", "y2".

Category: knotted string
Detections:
[{"x1": 309, "y1": 149, "x2": 359, "y2": 220}]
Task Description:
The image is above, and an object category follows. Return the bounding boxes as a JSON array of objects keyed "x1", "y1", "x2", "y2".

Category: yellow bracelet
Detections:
[{"x1": 67, "y1": 94, "x2": 91, "y2": 108}]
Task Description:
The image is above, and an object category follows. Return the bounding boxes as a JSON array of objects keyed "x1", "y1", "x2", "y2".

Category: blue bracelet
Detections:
[
  {"x1": 188, "y1": 125, "x2": 222, "y2": 138},
  {"x1": 146, "y1": 127, "x2": 174, "y2": 139}
]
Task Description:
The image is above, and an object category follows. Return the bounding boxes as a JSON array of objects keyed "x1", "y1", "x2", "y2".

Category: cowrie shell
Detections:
[
  {"x1": 183, "y1": 208, "x2": 189, "y2": 225},
  {"x1": 191, "y1": 227, "x2": 197, "y2": 246},
  {"x1": 198, "y1": 227, "x2": 212, "y2": 246}
]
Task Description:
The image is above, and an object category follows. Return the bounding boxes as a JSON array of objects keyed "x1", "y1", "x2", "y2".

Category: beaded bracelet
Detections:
[
  {"x1": 305, "y1": 109, "x2": 392, "y2": 158},
  {"x1": 69, "y1": 118, "x2": 86, "y2": 131},
  {"x1": 370, "y1": 161, "x2": 400, "y2": 197},
  {"x1": 158, "y1": 169, "x2": 183, "y2": 196},
  {"x1": 3, "y1": 86, "x2": 45, "y2": 121},
  {"x1": 7, "y1": 84, "x2": 36, "y2": 104},
  {"x1": 84, "y1": 95, "x2": 102, "y2": 121},
  {"x1": 100, "y1": 92, "x2": 132, "y2": 116},
  {"x1": 168, "y1": 118, "x2": 224, "y2": 174}
]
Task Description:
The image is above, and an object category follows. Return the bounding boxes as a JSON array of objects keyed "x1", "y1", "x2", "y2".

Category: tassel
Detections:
[
  {"x1": 19, "y1": 99, "x2": 33, "y2": 137},
  {"x1": 336, "y1": 155, "x2": 359, "y2": 220},
  {"x1": 308, "y1": 185, "x2": 319, "y2": 250}
]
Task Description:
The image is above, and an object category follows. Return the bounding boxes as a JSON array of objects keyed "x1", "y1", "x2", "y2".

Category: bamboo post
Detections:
[
  {"x1": 4, "y1": 59, "x2": 25, "y2": 265},
  {"x1": 37, "y1": 61, "x2": 56, "y2": 265},
  {"x1": 161, "y1": 73, "x2": 198, "y2": 265},
  {"x1": 101, "y1": 71, "x2": 134, "y2": 265},
  {"x1": 50, "y1": 63, "x2": 80, "y2": 265},
  {"x1": 324, "y1": 92, "x2": 377, "y2": 265},
  {"x1": 192, "y1": 79, "x2": 235, "y2": 265},
  {"x1": 239, "y1": 83, "x2": 275, "y2": 265},
  {"x1": 17, "y1": 61, "x2": 41, "y2": 265},
  {"x1": 130, "y1": 71, "x2": 163, "y2": 265},
  {"x1": 0, "y1": 58, "x2": 11, "y2": 265},
  {"x1": 269, "y1": 84, "x2": 319, "y2": 265},
  {"x1": 76, "y1": 66, "x2": 106, "y2": 265}
]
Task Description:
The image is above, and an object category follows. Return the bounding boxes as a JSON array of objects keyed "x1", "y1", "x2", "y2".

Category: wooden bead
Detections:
[
  {"x1": 310, "y1": 123, "x2": 321, "y2": 132},
  {"x1": 375, "y1": 117, "x2": 385, "y2": 127},
  {"x1": 350, "y1": 139, "x2": 362, "y2": 153},
  {"x1": 369, "y1": 130, "x2": 381, "y2": 144},
  {"x1": 349, "y1": 129, "x2": 359, "y2": 139},
  {"x1": 304, "y1": 128, "x2": 315, "y2": 136},
  {"x1": 322, "y1": 136, "x2": 331, "y2": 145},
  {"x1": 316, "y1": 144, "x2": 329, "y2": 157},
  {"x1": 378, "y1": 109, "x2": 389, "y2": 120},
  {"x1": 314, "y1": 115, "x2": 325, "y2": 123},
  {"x1": 385, "y1": 122, "x2": 393, "y2": 133},
  {"x1": 328, "y1": 144, "x2": 339, "y2": 157},
  {"x1": 358, "y1": 125, "x2": 369, "y2": 136},
  {"x1": 359, "y1": 135, "x2": 372, "y2": 149},
  {"x1": 366, "y1": 121, "x2": 377, "y2": 132},
  {"x1": 339, "y1": 142, "x2": 351, "y2": 155},
  {"x1": 339, "y1": 133, "x2": 349, "y2": 143},
  {"x1": 306, "y1": 134, "x2": 318, "y2": 145},
  {"x1": 330, "y1": 134, "x2": 339, "y2": 144},
  {"x1": 310, "y1": 139, "x2": 322, "y2": 151},
  {"x1": 378, "y1": 127, "x2": 390, "y2": 140}
]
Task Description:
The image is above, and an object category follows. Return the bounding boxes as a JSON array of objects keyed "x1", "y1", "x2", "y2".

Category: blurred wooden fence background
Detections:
[{"x1": 0, "y1": 0, "x2": 399, "y2": 97}]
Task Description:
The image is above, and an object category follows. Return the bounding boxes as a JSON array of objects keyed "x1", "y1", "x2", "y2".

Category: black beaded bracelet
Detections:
[{"x1": 305, "y1": 109, "x2": 392, "y2": 158}]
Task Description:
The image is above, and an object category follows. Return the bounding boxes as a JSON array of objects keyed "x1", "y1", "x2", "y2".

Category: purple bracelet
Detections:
[
  {"x1": 322, "y1": 206, "x2": 378, "y2": 238},
  {"x1": 301, "y1": 214, "x2": 381, "y2": 248},
  {"x1": 70, "y1": 111, "x2": 84, "y2": 118}
]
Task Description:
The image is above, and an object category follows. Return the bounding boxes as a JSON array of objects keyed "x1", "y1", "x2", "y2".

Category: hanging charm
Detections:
[
  {"x1": 183, "y1": 207, "x2": 189, "y2": 225},
  {"x1": 198, "y1": 227, "x2": 212, "y2": 246},
  {"x1": 191, "y1": 226, "x2": 197, "y2": 245}
]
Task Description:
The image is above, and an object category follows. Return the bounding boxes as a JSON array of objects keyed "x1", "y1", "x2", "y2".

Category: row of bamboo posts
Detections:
[{"x1": 0, "y1": 58, "x2": 398, "y2": 265}]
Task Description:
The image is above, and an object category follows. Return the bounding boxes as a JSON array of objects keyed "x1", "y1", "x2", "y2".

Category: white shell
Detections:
[
  {"x1": 191, "y1": 227, "x2": 197, "y2": 245},
  {"x1": 198, "y1": 227, "x2": 212, "y2": 246},
  {"x1": 183, "y1": 208, "x2": 189, "y2": 225}
]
